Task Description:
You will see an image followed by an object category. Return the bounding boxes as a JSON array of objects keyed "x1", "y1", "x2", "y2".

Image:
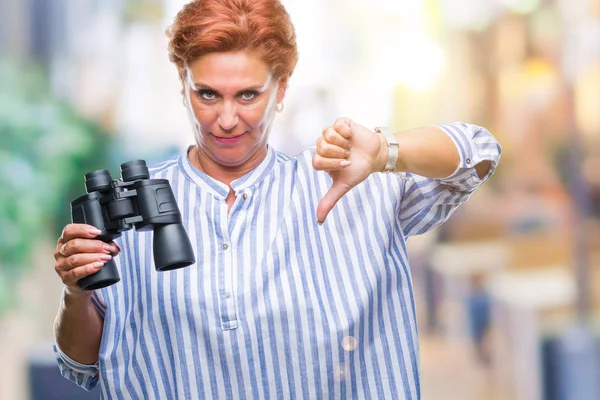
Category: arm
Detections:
[
  {"x1": 392, "y1": 122, "x2": 501, "y2": 236},
  {"x1": 52, "y1": 289, "x2": 104, "y2": 391},
  {"x1": 52, "y1": 223, "x2": 118, "y2": 390},
  {"x1": 313, "y1": 120, "x2": 501, "y2": 226},
  {"x1": 53, "y1": 289, "x2": 104, "y2": 365},
  {"x1": 388, "y1": 125, "x2": 492, "y2": 180}
]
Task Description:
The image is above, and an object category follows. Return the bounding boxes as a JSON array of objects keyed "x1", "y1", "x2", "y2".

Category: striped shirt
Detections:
[{"x1": 55, "y1": 122, "x2": 501, "y2": 399}]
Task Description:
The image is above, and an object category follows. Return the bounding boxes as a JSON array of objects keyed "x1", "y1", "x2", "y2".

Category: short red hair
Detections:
[{"x1": 167, "y1": 0, "x2": 299, "y2": 82}]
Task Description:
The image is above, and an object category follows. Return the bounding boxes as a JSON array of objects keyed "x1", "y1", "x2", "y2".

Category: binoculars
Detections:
[{"x1": 70, "y1": 160, "x2": 195, "y2": 290}]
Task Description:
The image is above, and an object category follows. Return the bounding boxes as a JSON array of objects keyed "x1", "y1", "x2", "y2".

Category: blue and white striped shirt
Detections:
[{"x1": 55, "y1": 122, "x2": 501, "y2": 399}]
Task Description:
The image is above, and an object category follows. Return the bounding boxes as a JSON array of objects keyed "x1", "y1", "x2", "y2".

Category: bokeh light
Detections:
[{"x1": 341, "y1": 335, "x2": 358, "y2": 352}]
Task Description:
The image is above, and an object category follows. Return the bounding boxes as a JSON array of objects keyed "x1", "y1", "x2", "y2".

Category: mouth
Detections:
[{"x1": 211, "y1": 131, "x2": 247, "y2": 145}]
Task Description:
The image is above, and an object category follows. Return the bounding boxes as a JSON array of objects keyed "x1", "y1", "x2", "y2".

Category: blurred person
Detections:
[
  {"x1": 466, "y1": 272, "x2": 492, "y2": 366},
  {"x1": 51, "y1": 0, "x2": 501, "y2": 398}
]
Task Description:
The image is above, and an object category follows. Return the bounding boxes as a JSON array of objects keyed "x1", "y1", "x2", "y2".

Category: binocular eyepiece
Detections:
[{"x1": 70, "y1": 160, "x2": 195, "y2": 290}]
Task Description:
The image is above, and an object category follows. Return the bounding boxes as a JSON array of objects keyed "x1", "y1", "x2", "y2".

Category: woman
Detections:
[{"x1": 53, "y1": 0, "x2": 501, "y2": 398}]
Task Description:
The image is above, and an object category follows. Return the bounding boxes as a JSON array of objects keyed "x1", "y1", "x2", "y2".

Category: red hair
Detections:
[{"x1": 166, "y1": 0, "x2": 298, "y2": 82}]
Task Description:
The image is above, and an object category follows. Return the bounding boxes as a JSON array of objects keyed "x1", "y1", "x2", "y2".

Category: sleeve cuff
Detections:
[
  {"x1": 435, "y1": 122, "x2": 502, "y2": 191},
  {"x1": 54, "y1": 343, "x2": 99, "y2": 373},
  {"x1": 54, "y1": 343, "x2": 99, "y2": 391}
]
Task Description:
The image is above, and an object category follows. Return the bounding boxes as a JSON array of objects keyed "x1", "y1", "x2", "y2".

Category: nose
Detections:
[{"x1": 217, "y1": 101, "x2": 239, "y2": 132}]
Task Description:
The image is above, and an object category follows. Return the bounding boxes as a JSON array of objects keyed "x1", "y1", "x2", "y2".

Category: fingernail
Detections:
[
  {"x1": 317, "y1": 221, "x2": 323, "y2": 226},
  {"x1": 93, "y1": 262, "x2": 104, "y2": 269},
  {"x1": 104, "y1": 244, "x2": 116, "y2": 252},
  {"x1": 89, "y1": 228, "x2": 102, "y2": 236},
  {"x1": 100, "y1": 254, "x2": 112, "y2": 261},
  {"x1": 345, "y1": 151, "x2": 351, "y2": 157},
  {"x1": 340, "y1": 160, "x2": 351, "y2": 168}
]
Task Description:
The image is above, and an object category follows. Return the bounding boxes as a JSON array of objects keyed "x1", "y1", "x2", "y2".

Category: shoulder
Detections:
[
  {"x1": 270, "y1": 146, "x2": 316, "y2": 176},
  {"x1": 147, "y1": 152, "x2": 183, "y2": 179},
  {"x1": 272, "y1": 146, "x2": 314, "y2": 163},
  {"x1": 274, "y1": 146, "x2": 315, "y2": 169}
]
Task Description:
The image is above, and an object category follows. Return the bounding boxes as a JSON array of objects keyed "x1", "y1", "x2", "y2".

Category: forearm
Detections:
[
  {"x1": 391, "y1": 126, "x2": 459, "y2": 178},
  {"x1": 54, "y1": 289, "x2": 103, "y2": 365},
  {"x1": 388, "y1": 126, "x2": 491, "y2": 179}
]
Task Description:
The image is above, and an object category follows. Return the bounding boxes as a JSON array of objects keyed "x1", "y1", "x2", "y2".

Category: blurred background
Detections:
[{"x1": 1, "y1": 0, "x2": 599, "y2": 399}]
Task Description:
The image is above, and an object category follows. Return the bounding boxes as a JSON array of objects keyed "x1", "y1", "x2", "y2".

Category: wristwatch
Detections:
[
  {"x1": 373, "y1": 127, "x2": 410, "y2": 180},
  {"x1": 374, "y1": 127, "x2": 398, "y2": 172}
]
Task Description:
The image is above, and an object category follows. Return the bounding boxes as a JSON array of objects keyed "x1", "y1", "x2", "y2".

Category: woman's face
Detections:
[{"x1": 184, "y1": 51, "x2": 286, "y2": 168}]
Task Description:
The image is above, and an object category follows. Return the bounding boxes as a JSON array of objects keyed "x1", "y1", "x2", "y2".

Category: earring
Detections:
[
  {"x1": 276, "y1": 103, "x2": 284, "y2": 113},
  {"x1": 182, "y1": 96, "x2": 188, "y2": 107}
]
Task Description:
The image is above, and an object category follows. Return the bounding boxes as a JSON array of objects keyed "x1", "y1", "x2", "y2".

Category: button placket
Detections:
[{"x1": 219, "y1": 201, "x2": 238, "y2": 330}]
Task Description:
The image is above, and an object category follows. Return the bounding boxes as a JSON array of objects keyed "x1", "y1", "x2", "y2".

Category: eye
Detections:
[
  {"x1": 239, "y1": 91, "x2": 259, "y2": 101},
  {"x1": 196, "y1": 90, "x2": 217, "y2": 101}
]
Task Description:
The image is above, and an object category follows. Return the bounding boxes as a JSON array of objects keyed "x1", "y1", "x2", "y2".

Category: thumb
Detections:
[{"x1": 317, "y1": 181, "x2": 352, "y2": 224}]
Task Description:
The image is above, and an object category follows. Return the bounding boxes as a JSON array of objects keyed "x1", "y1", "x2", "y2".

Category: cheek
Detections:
[
  {"x1": 191, "y1": 105, "x2": 217, "y2": 127},
  {"x1": 189, "y1": 100, "x2": 271, "y2": 132},
  {"x1": 239, "y1": 106, "x2": 269, "y2": 129}
]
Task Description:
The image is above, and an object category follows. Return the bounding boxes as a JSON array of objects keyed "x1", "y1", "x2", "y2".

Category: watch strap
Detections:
[
  {"x1": 374, "y1": 127, "x2": 410, "y2": 180},
  {"x1": 374, "y1": 127, "x2": 398, "y2": 172}
]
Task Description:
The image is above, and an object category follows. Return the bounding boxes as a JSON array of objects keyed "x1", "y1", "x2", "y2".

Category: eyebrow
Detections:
[{"x1": 193, "y1": 83, "x2": 266, "y2": 95}]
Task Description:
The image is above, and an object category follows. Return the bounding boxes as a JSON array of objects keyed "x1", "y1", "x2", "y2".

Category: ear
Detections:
[{"x1": 276, "y1": 78, "x2": 288, "y2": 104}]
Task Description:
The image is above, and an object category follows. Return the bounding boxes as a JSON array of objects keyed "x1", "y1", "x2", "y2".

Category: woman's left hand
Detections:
[{"x1": 312, "y1": 118, "x2": 388, "y2": 224}]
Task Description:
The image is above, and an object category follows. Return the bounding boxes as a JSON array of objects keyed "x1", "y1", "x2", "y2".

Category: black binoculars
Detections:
[{"x1": 70, "y1": 160, "x2": 195, "y2": 290}]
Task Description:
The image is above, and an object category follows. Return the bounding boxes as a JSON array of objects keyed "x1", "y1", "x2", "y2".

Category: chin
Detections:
[{"x1": 210, "y1": 146, "x2": 253, "y2": 167}]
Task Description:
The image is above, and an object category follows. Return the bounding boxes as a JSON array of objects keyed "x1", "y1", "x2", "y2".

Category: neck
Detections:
[{"x1": 190, "y1": 145, "x2": 268, "y2": 187}]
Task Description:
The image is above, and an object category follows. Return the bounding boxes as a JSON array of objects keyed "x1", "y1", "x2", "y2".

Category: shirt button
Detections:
[
  {"x1": 222, "y1": 244, "x2": 229, "y2": 250},
  {"x1": 224, "y1": 292, "x2": 231, "y2": 299},
  {"x1": 242, "y1": 194, "x2": 248, "y2": 200},
  {"x1": 466, "y1": 158, "x2": 471, "y2": 165}
]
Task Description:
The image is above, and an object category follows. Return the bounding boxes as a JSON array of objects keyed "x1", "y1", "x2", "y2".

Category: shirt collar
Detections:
[{"x1": 179, "y1": 145, "x2": 277, "y2": 199}]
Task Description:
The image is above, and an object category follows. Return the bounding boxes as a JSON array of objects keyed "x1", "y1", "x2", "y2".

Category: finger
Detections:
[
  {"x1": 60, "y1": 224, "x2": 103, "y2": 244},
  {"x1": 56, "y1": 253, "x2": 112, "y2": 272},
  {"x1": 312, "y1": 154, "x2": 352, "y2": 171},
  {"x1": 109, "y1": 241, "x2": 122, "y2": 257},
  {"x1": 322, "y1": 127, "x2": 351, "y2": 150},
  {"x1": 317, "y1": 181, "x2": 353, "y2": 224},
  {"x1": 61, "y1": 262, "x2": 105, "y2": 287},
  {"x1": 56, "y1": 243, "x2": 69, "y2": 259},
  {"x1": 317, "y1": 138, "x2": 350, "y2": 159},
  {"x1": 55, "y1": 238, "x2": 116, "y2": 260},
  {"x1": 333, "y1": 118, "x2": 354, "y2": 139}
]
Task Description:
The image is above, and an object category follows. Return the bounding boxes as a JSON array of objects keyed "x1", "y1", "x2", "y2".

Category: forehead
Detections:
[{"x1": 187, "y1": 51, "x2": 272, "y2": 91}]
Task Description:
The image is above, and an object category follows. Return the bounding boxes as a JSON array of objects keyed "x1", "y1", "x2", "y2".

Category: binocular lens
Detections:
[
  {"x1": 153, "y1": 223, "x2": 195, "y2": 271},
  {"x1": 85, "y1": 170, "x2": 112, "y2": 193},
  {"x1": 121, "y1": 160, "x2": 150, "y2": 182}
]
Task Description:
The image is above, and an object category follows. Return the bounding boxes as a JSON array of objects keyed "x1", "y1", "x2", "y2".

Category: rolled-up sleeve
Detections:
[
  {"x1": 53, "y1": 290, "x2": 105, "y2": 391},
  {"x1": 53, "y1": 343, "x2": 99, "y2": 391},
  {"x1": 398, "y1": 122, "x2": 502, "y2": 237}
]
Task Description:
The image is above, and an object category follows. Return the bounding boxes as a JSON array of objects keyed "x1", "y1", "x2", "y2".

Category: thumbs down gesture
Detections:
[{"x1": 312, "y1": 118, "x2": 389, "y2": 224}]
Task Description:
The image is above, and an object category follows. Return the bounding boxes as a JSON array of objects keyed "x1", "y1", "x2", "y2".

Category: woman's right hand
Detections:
[{"x1": 54, "y1": 224, "x2": 121, "y2": 295}]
